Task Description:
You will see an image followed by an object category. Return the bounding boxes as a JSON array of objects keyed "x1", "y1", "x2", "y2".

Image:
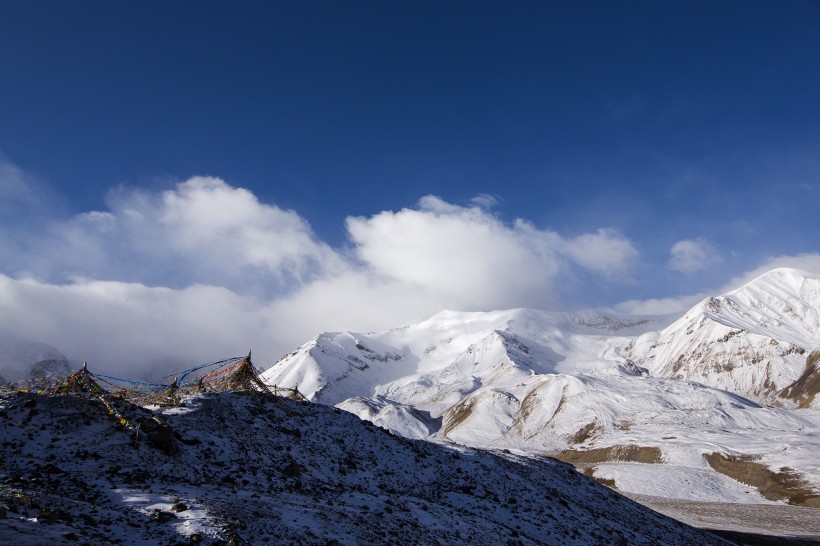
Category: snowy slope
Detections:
[
  {"x1": 262, "y1": 269, "x2": 820, "y2": 508},
  {"x1": 262, "y1": 308, "x2": 675, "y2": 409},
  {"x1": 626, "y1": 268, "x2": 820, "y2": 404},
  {"x1": 0, "y1": 390, "x2": 726, "y2": 545}
]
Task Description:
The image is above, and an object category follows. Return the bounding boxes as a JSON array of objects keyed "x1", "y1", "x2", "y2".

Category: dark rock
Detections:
[
  {"x1": 151, "y1": 509, "x2": 177, "y2": 523},
  {"x1": 282, "y1": 462, "x2": 302, "y2": 477},
  {"x1": 37, "y1": 508, "x2": 72, "y2": 524},
  {"x1": 136, "y1": 417, "x2": 178, "y2": 455},
  {"x1": 171, "y1": 502, "x2": 188, "y2": 513}
]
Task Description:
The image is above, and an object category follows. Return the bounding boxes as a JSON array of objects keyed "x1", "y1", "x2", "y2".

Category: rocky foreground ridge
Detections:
[{"x1": 0, "y1": 390, "x2": 726, "y2": 545}]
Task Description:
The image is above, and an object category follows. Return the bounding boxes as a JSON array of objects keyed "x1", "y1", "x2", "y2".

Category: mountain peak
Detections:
[
  {"x1": 740, "y1": 265, "x2": 818, "y2": 286},
  {"x1": 629, "y1": 268, "x2": 820, "y2": 404}
]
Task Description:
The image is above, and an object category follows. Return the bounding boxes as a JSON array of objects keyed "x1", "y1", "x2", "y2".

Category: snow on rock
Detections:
[
  {"x1": 262, "y1": 307, "x2": 672, "y2": 409},
  {"x1": 0, "y1": 390, "x2": 725, "y2": 545}
]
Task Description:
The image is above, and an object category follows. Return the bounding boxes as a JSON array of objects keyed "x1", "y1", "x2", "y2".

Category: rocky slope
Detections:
[{"x1": 0, "y1": 390, "x2": 726, "y2": 545}]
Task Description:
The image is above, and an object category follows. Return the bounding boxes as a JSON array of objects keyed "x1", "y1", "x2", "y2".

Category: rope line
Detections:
[
  {"x1": 176, "y1": 357, "x2": 245, "y2": 386},
  {"x1": 89, "y1": 373, "x2": 168, "y2": 389}
]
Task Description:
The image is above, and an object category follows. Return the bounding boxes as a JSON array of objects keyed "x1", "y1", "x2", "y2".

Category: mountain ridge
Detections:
[
  {"x1": 626, "y1": 268, "x2": 820, "y2": 404},
  {"x1": 262, "y1": 268, "x2": 820, "y2": 507}
]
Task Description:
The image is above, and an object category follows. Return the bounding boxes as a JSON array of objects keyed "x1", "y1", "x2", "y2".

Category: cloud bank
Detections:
[
  {"x1": 346, "y1": 195, "x2": 637, "y2": 310},
  {"x1": 4, "y1": 161, "x2": 817, "y2": 381},
  {"x1": 11, "y1": 177, "x2": 343, "y2": 294},
  {"x1": 0, "y1": 167, "x2": 641, "y2": 379}
]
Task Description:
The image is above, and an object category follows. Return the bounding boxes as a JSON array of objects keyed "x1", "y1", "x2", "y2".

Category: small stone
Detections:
[{"x1": 170, "y1": 502, "x2": 188, "y2": 513}]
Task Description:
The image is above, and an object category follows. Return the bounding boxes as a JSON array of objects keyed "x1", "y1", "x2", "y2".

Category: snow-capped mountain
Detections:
[
  {"x1": 262, "y1": 268, "x2": 820, "y2": 507},
  {"x1": 626, "y1": 268, "x2": 820, "y2": 405},
  {"x1": 0, "y1": 390, "x2": 726, "y2": 545},
  {"x1": 0, "y1": 327, "x2": 71, "y2": 383},
  {"x1": 263, "y1": 308, "x2": 676, "y2": 410}
]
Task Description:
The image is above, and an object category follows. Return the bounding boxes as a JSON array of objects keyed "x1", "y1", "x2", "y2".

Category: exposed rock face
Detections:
[
  {"x1": 780, "y1": 349, "x2": 820, "y2": 409},
  {"x1": 703, "y1": 452, "x2": 820, "y2": 506}
]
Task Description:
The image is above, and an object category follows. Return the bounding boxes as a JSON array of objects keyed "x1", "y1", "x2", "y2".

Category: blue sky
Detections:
[{"x1": 1, "y1": 1, "x2": 819, "y2": 373}]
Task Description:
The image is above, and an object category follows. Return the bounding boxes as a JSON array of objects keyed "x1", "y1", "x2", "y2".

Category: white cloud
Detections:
[
  {"x1": 347, "y1": 196, "x2": 638, "y2": 310},
  {"x1": 0, "y1": 160, "x2": 37, "y2": 205},
  {"x1": 267, "y1": 273, "x2": 440, "y2": 344},
  {"x1": 469, "y1": 193, "x2": 501, "y2": 210},
  {"x1": 668, "y1": 238, "x2": 721, "y2": 274},
  {"x1": 154, "y1": 177, "x2": 342, "y2": 279},
  {"x1": 7, "y1": 176, "x2": 343, "y2": 294},
  {"x1": 0, "y1": 158, "x2": 63, "y2": 215},
  {"x1": 561, "y1": 228, "x2": 639, "y2": 279},
  {"x1": 0, "y1": 171, "x2": 643, "y2": 379},
  {"x1": 613, "y1": 293, "x2": 709, "y2": 315},
  {"x1": 0, "y1": 272, "x2": 439, "y2": 382},
  {"x1": 4, "y1": 164, "x2": 819, "y2": 383},
  {"x1": 0, "y1": 274, "x2": 266, "y2": 378}
]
